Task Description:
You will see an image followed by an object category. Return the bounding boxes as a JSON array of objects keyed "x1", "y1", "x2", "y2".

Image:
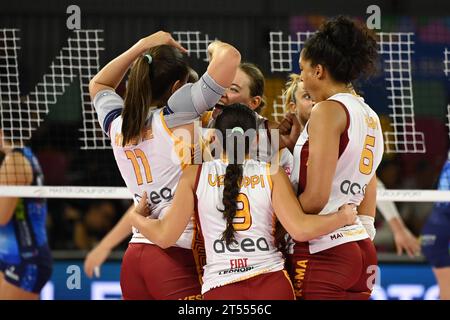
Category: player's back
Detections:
[
  {"x1": 291, "y1": 93, "x2": 384, "y2": 253},
  {"x1": 110, "y1": 108, "x2": 193, "y2": 248},
  {"x1": 323, "y1": 93, "x2": 384, "y2": 212},
  {"x1": 195, "y1": 159, "x2": 284, "y2": 294}
]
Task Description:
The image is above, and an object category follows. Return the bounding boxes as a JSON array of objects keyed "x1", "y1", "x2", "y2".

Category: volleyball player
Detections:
[
  {"x1": 201, "y1": 62, "x2": 295, "y2": 175},
  {"x1": 287, "y1": 16, "x2": 384, "y2": 299},
  {"x1": 84, "y1": 67, "x2": 199, "y2": 279},
  {"x1": 88, "y1": 31, "x2": 241, "y2": 299},
  {"x1": 283, "y1": 74, "x2": 315, "y2": 133},
  {"x1": 0, "y1": 130, "x2": 52, "y2": 299},
  {"x1": 283, "y1": 76, "x2": 419, "y2": 257},
  {"x1": 127, "y1": 104, "x2": 357, "y2": 300},
  {"x1": 421, "y1": 152, "x2": 450, "y2": 299},
  {"x1": 201, "y1": 63, "x2": 267, "y2": 126}
]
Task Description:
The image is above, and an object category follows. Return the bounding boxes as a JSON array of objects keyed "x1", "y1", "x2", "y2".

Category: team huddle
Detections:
[
  {"x1": 2, "y1": 13, "x2": 450, "y2": 301},
  {"x1": 84, "y1": 16, "x2": 384, "y2": 300},
  {"x1": 0, "y1": 15, "x2": 381, "y2": 300}
]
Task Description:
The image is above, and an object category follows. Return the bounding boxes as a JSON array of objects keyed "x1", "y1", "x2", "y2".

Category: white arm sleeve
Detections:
[
  {"x1": 93, "y1": 90, "x2": 124, "y2": 136},
  {"x1": 93, "y1": 72, "x2": 226, "y2": 134},
  {"x1": 376, "y1": 179, "x2": 401, "y2": 221},
  {"x1": 164, "y1": 72, "x2": 226, "y2": 128}
]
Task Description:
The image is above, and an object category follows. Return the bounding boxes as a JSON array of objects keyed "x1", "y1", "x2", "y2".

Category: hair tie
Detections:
[
  {"x1": 144, "y1": 54, "x2": 152, "y2": 64},
  {"x1": 230, "y1": 127, "x2": 244, "y2": 135}
]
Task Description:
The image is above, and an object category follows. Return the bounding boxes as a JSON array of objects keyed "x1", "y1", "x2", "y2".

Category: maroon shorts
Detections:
[
  {"x1": 286, "y1": 238, "x2": 378, "y2": 300},
  {"x1": 203, "y1": 270, "x2": 295, "y2": 300},
  {"x1": 120, "y1": 243, "x2": 202, "y2": 300}
]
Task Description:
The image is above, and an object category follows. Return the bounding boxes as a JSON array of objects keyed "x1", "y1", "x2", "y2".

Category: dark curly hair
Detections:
[{"x1": 302, "y1": 16, "x2": 378, "y2": 83}]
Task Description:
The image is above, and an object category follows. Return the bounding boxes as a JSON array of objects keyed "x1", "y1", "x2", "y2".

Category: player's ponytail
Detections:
[
  {"x1": 122, "y1": 55, "x2": 152, "y2": 147},
  {"x1": 221, "y1": 162, "x2": 243, "y2": 245},
  {"x1": 122, "y1": 45, "x2": 189, "y2": 147},
  {"x1": 215, "y1": 104, "x2": 257, "y2": 245}
]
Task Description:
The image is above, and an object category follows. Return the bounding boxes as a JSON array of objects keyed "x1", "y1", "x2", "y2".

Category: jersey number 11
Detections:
[{"x1": 125, "y1": 149, "x2": 153, "y2": 185}]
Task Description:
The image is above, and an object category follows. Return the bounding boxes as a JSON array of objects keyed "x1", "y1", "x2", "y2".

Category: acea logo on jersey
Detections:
[
  {"x1": 134, "y1": 187, "x2": 173, "y2": 205},
  {"x1": 213, "y1": 237, "x2": 270, "y2": 254},
  {"x1": 340, "y1": 180, "x2": 367, "y2": 196}
]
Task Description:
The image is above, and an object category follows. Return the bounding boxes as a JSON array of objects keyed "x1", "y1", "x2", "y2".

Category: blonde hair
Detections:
[{"x1": 283, "y1": 73, "x2": 302, "y2": 111}]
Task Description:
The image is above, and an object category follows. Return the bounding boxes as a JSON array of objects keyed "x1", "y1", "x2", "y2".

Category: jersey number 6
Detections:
[{"x1": 359, "y1": 135, "x2": 375, "y2": 175}]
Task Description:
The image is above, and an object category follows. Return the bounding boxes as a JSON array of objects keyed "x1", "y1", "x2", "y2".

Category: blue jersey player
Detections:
[
  {"x1": 0, "y1": 132, "x2": 52, "y2": 299},
  {"x1": 421, "y1": 153, "x2": 450, "y2": 300}
]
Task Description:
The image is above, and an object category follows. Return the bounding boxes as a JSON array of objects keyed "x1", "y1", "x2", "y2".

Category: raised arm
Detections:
[
  {"x1": 89, "y1": 31, "x2": 187, "y2": 99},
  {"x1": 165, "y1": 40, "x2": 241, "y2": 121},
  {"x1": 127, "y1": 165, "x2": 198, "y2": 249},
  {"x1": 271, "y1": 167, "x2": 356, "y2": 242},
  {"x1": 298, "y1": 101, "x2": 346, "y2": 213},
  {"x1": 90, "y1": 31, "x2": 188, "y2": 135},
  {"x1": 0, "y1": 152, "x2": 33, "y2": 225},
  {"x1": 206, "y1": 41, "x2": 241, "y2": 89}
]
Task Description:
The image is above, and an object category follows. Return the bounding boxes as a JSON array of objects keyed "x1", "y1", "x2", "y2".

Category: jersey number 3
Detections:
[{"x1": 125, "y1": 149, "x2": 153, "y2": 185}]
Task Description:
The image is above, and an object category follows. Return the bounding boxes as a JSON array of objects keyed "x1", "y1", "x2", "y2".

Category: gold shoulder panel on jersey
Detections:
[{"x1": 159, "y1": 110, "x2": 196, "y2": 170}]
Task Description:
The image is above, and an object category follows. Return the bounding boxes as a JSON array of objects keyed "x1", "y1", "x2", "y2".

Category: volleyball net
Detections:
[{"x1": 0, "y1": 29, "x2": 449, "y2": 203}]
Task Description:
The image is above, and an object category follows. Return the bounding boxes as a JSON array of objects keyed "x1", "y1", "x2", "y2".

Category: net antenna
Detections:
[
  {"x1": 445, "y1": 48, "x2": 450, "y2": 143},
  {"x1": 269, "y1": 31, "x2": 426, "y2": 154},
  {"x1": 0, "y1": 29, "x2": 105, "y2": 149},
  {"x1": 445, "y1": 47, "x2": 450, "y2": 77},
  {"x1": 173, "y1": 31, "x2": 216, "y2": 62}
]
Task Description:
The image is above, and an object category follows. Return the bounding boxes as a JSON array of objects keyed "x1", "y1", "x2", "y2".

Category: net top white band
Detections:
[
  {"x1": 0, "y1": 186, "x2": 449, "y2": 202},
  {"x1": 0, "y1": 186, "x2": 133, "y2": 199}
]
